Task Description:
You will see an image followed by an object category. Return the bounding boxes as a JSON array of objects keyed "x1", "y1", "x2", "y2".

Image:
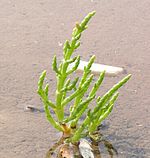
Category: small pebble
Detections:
[
  {"x1": 24, "y1": 105, "x2": 41, "y2": 112},
  {"x1": 58, "y1": 42, "x2": 63, "y2": 47}
]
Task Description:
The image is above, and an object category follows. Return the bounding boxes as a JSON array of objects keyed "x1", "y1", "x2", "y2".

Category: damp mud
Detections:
[
  {"x1": 0, "y1": 0, "x2": 150, "y2": 158},
  {"x1": 44, "y1": 122, "x2": 149, "y2": 158},
  {"x1": 45, "y1": 128, "x2": 118, "y2": 158}
]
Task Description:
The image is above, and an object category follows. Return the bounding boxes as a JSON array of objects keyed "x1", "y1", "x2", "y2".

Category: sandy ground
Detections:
[{"x1": 0, "y1": 0, "x2": 150, "y2": 158}]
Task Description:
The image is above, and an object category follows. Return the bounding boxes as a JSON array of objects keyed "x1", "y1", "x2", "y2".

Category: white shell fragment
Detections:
[
  {"x1": 79, "y1": 138, "x2": 94, "y2": 158},
  {"x1": 69, "y1": 60, "x2": 124, "y2": 77}
]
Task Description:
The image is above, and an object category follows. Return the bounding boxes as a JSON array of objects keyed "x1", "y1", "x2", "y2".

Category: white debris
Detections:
[
  {"x1": 79, "y1": 138, "x2": 94, "y2": 158},
  {"x1": 58, "y1": 42, "x2": 63, "y2": 47},
  {"x1": 69, "y1": 60, "x2": 124, "y2": 76}
]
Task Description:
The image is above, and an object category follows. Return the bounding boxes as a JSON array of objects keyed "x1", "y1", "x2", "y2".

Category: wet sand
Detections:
[{"x1": 0, "y1": 0, "x2": 150, "y2": 157}]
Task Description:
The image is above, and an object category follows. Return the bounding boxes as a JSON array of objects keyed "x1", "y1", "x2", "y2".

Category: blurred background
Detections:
[{"x1": 0, "y1": 0, "x2": 150, "y2": 157}]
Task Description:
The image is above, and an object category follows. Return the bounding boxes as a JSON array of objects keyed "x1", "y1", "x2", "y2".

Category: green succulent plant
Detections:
[{"x1": 37, "y1": 11, "x2": 131, "y2": 143}]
